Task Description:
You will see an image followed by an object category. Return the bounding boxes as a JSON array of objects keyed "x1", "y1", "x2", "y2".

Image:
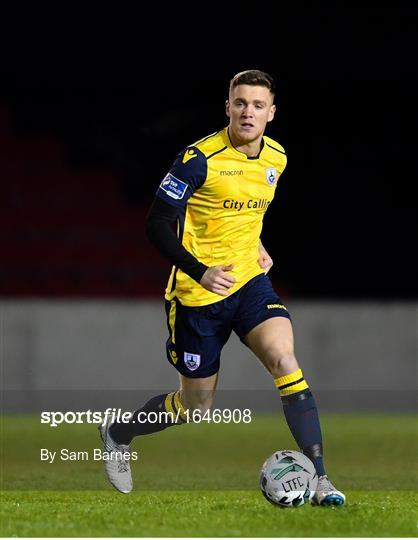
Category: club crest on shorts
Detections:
[
  {"x1": 184, "y1": 352, "x2": 201, "y2": 371},
  {"x1": 265, "y1": 167, "x2": 277, "y2": 186}
]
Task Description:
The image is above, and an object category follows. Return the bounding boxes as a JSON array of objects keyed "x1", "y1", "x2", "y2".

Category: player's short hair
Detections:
[{"x1": 229, "y1": 70, "x2": 276, "y2": 97}]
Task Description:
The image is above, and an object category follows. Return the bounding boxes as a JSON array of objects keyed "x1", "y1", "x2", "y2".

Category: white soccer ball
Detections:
[{"x1": 260, "y1": 450, "x2": 318, "y2": 507}]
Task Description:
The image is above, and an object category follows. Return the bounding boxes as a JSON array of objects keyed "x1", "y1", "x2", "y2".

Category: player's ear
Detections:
[
  {"x1": 225, "y1": 99, "x2": 230, "y2": 118},
  {"x1": 268, "y1": 104, "x2": 276, "y2": 122}
]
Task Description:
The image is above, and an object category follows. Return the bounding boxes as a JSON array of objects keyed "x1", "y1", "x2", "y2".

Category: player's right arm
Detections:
[
  {"x1": 145, "y1": 146, "x2": 235, "y2": 296},
  {"x1": 199, "y1": 264, "x2": 235, "y2": 296}
]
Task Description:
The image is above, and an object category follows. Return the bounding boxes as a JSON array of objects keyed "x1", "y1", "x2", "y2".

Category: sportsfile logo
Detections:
[
  {"x1": 40, "y1": 408, "x2": 183, "y2": 427},
  {"x1": 41, "y1": 408, "x2": 131, "y2": 427}
]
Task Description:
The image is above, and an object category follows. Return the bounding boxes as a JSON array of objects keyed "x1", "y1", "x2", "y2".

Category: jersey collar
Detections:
[{"x1": 223, "y1": 127, "x2": 264, "y2": 160}]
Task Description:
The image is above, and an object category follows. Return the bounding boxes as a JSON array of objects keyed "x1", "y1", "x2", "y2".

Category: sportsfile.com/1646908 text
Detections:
[{"x1": 40, "y1": 408, "x2": 253, "y2": 427}]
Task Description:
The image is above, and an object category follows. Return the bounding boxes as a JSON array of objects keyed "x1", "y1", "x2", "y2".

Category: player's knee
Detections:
[{"x1": 263, "y1": 342, "x2": 298, "y2": 378}]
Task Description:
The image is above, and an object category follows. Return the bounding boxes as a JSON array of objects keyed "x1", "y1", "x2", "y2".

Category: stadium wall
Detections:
[{"x1": 1, "y1": 301, "x2": 417, "y2": 412}]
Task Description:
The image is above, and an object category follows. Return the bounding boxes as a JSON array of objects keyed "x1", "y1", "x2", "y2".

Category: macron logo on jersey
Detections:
[{"x1": 160, "y1": 173, "x2": 188, "y2": 200}]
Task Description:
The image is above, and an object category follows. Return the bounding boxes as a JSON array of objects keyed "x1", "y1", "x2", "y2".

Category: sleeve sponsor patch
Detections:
[{"x1": 159, "y1": 173, "x2": 188, "y2": 200}]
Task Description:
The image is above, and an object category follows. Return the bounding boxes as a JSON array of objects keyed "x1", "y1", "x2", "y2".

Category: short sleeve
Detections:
[{"x1": 156, "y1": 146, "x2": 207, "y2": 208}]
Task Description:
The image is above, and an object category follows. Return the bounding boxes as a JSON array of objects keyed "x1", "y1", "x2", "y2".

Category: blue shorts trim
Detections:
[{"x1": 165, "y1": 274, "x2": 290, "y2": 378}]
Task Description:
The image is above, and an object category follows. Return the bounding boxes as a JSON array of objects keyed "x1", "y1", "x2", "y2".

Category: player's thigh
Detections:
[{"x1": 232, "y1": 275, "x2": 297, "y2": 376}]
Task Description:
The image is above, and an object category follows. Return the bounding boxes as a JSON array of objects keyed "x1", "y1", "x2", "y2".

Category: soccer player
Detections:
[{"x1": 99, "y1": 69, "x2": 345, "y2": 505}]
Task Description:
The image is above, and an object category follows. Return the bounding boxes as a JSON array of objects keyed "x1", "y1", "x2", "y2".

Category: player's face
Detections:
[{"x1": 226, "y1": 85, "x2": 276, "y2": 144}]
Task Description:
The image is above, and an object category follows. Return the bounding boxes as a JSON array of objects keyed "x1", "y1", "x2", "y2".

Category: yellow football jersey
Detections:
[{"x1": 156, "y1": 127, "x2": 287, "y2": 306}]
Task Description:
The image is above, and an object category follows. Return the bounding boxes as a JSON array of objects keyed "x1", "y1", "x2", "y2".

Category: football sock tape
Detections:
[{"x1": 274, "y1": 368, "x2": 309, "y2": 396}]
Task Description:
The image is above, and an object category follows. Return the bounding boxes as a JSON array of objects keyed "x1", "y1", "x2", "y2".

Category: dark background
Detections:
[{"x1": 1, "y1": 10, "x2": 417, "y2": 299}]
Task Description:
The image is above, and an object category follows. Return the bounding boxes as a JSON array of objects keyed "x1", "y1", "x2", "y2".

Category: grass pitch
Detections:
[{"x1": 1, "y1": 413, "x2": 417, "y2": 536}]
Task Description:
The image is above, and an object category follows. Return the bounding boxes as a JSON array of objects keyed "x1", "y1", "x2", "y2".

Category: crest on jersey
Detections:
[
  {"x1": 184, "y1": 352, "x2": 201, "y2": 371},
  {"x1": 265, "y1": 167, "x2": 277, "y2": 186}
]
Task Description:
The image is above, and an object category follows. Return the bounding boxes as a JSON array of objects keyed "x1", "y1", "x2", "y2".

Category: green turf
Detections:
[
  {"x1": 1, "y1": 490, "x2": 417, "y2": 537},
  {"x1": 1, "y1": 413, "x2": 417, "y2": 536}
]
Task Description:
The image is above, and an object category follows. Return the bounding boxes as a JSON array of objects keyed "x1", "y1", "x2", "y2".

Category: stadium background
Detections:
[{"x1": 1, "y1": 11, "x2": 417, "y2": 537}]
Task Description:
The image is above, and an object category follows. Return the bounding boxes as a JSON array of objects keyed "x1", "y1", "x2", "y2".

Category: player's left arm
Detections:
[{"x1": 258, "y1": 239, "x2": 273, "y2": 274}]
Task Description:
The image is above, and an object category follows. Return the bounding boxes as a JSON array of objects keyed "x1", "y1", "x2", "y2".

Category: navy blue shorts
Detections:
[{"x1": 165, "y1": 274, "x2": 291, "y2": 378}]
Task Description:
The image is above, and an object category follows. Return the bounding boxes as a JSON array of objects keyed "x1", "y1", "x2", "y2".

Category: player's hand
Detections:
[
  {"x1": 200, "y1": 264, "x2": 236, "y2": 296},
  {"x1": 258, "y1": 244, "x2": 273, "y2": 274}
]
